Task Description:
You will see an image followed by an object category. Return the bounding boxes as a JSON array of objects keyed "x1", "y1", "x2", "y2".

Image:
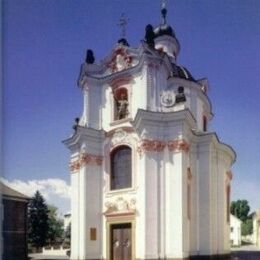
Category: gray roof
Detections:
[{"x1": 0, "y1": 181, "x2": 30, "y2": 200}]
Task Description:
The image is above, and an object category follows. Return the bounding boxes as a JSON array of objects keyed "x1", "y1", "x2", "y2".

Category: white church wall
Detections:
[
  {"x1": 84, "y1": 165, "x2": 102, "y2": 259},
  {"x1": 197, "y1": 141, "x2": 211, "y2": 255},
  {"x1": 131, "y1": 73, "x2": 147, "y2": 116},
  {"x1": 144, "y1": 152, "x2": 159, "y2": 258},
  {"x1": 70, "y1": 169, "x2": 80, "y2": 259},
  {"x1": 165, "y1": 151, "x2": 187, "y2": 258},
  {"x1": 189, "y1": 145, "x2": 198, "y2": 255}
]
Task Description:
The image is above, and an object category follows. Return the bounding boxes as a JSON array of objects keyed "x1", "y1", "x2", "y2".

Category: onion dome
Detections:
[
  {"x1": 154, "y1": 24, "x2": 175, "y2": 38},
  {"x1": 153, "y1": 2, "x2": 180, "y2": 60},
  {"x1": 171, "y1": 63, "x2": 196, "y2": 82},
  {"x1": 154, "y1": 2, "x2": 176, "y2": 38}
]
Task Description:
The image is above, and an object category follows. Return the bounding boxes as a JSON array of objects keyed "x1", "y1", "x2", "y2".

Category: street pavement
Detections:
[
  {"x1": 29, "y1": 245, "x2": 260, "y2": 260},
  {"x1": 231, "y1": 244, "x2": 260, "y2": 259}
]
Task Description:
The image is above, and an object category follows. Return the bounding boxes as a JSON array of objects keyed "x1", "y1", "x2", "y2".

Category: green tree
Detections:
[
  {"x1": 230, "y1": 200, "x2": 250, "y2": 222},
  {"x1": 64, "y1": 222, "x2": 71, "y2": 245},
  {"x1": 242, "y1": 218, "x2": 253, "y2": 236},
  {"x1": 28, "y1": 191, "x2": 49, "y2": 250},
  {"x1": 47, "y1": 205, "x2": 64, "y2": 244}
]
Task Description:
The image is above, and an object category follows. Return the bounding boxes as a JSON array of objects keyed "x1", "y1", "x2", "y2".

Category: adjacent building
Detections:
[
  {"x1": 253, "y1": 210, "x2": 260, "y2": 248},
  {"x1": 0, "y1": 181, "x2": 30, "y2": 260},
  {"x1": 230, "y1": 214, "x2": 242, "y2": 247},
  {"x1": 64, "y1": 4, "x2": 236, "y2": 260}
]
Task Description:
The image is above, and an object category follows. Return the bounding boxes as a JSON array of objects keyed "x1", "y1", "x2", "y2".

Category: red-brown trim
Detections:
[
  {"x1": 168, "y1": 139, "x2": 190, "y2": 153},
  {"x1": 69, "y1": 152, "x2": 103, "y2": 173}
]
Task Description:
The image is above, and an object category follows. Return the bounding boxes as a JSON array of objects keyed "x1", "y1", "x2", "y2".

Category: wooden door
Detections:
[{"x1": 111, "y1": 223, "x2": 132, "y2": 260}]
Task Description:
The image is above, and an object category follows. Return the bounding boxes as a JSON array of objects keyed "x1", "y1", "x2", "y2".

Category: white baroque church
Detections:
[{"x1": 63, "y1": 5, "x2": 236, "y2": 260}]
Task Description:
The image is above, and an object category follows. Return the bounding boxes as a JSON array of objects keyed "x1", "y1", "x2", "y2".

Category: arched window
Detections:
[
  {"x1": 110, "y1": 146, "x2": 132, "y2": 190},
  {"x1": 114, "y1": 88, "x2": 129, "y2": 120}
]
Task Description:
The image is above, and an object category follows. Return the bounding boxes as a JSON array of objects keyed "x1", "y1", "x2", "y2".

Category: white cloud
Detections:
[{"x1": 1, "y1": 178, "x2": 71, "y2": 214}]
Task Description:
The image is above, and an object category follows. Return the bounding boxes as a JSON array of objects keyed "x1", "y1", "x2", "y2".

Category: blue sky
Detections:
[{"x1": 3, "y1": 0, "x2": 260, "y2": 214}]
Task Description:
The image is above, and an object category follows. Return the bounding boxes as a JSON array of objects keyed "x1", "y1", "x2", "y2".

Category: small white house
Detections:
[
  {"x1": 230, "y1": 215, "x2": 242, "y2": 246},
  {"x1": 253, "y1": 210, "x2": 260, "y2": 248},
  {"x1": 64, "y1": 212, "x2": 71, "y2": 231}
]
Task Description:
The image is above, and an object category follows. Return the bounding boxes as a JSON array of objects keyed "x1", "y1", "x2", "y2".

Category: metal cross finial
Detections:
[
  {"x1": 161, "y1": 0, "x2": 167, "y2": 9},
  {"x1": 118, "y1": 13, "x2": 130, "y2": 38},
  {"x1": 161, "y1": 0, "x2": 167, "y2": 25}
]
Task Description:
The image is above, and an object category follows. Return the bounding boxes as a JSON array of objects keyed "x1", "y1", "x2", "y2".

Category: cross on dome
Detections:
[
  {"x1": 118, "y1": 13, "x2": 130, "y2": 38},
  {"x1": 161, "y1": 0, "x2": 168, "y2": 25}
]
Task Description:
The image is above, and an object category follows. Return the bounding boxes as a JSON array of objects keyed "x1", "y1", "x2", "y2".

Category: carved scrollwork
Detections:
[
  {"x1": 104, "y1": 197, "x2": 136, "y2": 215},
  {"x1": 69, "y1": 152, "x2": 103, "y2": 173},
  {"x1": 137, "y1": 139, "x2": 166, "y2": 155}
]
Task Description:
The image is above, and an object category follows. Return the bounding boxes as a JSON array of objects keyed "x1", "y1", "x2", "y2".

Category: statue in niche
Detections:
[{"x1": 116, "y1": 93, "x2": 129, "y2": 120}]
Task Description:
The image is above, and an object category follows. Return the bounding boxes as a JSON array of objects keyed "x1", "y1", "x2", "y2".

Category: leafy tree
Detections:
[
  {"x1": 28, "y1": 191, "x2": 49, "y2": 250},
  {"x1": 64, "y1": 222, "x2": 71, "y2": 245},
  {"x1": 242, "y1": 218, "x2": 253, "y2": 236},
  {"x1": 230, "y1": 200, "x2": 250, "y2": 222},
  {"x1": 47, "y1": 205, "x2": 64, "y2": 244}
]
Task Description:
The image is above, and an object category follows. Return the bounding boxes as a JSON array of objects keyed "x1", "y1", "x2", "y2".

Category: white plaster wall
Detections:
[
  {"x1": 84, "y1": 165, "x2": 102, "y2": 259},
  {"x1": 88, "y1": 85, "x2": 101, "y2": 129},
  {"x1": 144, "y1": 152, "x2": 159, "y2": 258},
  {"x1": 230, "y1": 215, "x2": 241, "y2": 246},
  {"x1": 197, "y1": 142, "x2": 211, "y2": 255},
  {"x1": 189, "y1": 144, "x2": 198, "y2": 255},
  {"x1": 135, "y1": 151, "x2": 146, "y2": 258},
  {"x1": 165, "y1": 151, "x2": 186, "y2": 258},
  {"x1": 70, "y1": 166, "x2": 80, "y2": 259}
]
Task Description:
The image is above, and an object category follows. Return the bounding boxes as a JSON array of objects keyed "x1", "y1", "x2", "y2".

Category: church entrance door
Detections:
[{"x1": 110, "y1": 223, "x2": 132, "y2": 260}]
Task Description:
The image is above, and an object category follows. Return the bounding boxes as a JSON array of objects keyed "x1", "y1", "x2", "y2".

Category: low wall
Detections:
[{"x1": 42, "y1": 245, "x2": 70, "y2": 256}]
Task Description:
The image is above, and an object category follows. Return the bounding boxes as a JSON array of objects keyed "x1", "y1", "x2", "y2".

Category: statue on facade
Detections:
[
  {"x1": 116, "y1": 93, "x2": 129, "y2": 119},
  {"x1": 145, "y1": 24, "x2": 155, "y2": 48},
  {"x1": 85, "y1": 49, "x2": 95, "y2": 64}
]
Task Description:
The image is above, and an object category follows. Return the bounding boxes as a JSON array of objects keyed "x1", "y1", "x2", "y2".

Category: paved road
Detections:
[
  {"x1": 29, "y1": 254, "x2": 69, "y2": 259},
  {"x1": 29, "y1": 245, "x2": 260, "y2": 260}
]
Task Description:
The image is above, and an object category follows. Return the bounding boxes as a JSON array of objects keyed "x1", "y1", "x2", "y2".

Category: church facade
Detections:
[{"x1": 64, "y1": 6, "x2": 235, "y2": 260}]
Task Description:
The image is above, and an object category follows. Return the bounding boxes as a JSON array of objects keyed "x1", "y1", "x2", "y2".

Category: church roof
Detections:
[
  {"x1": 154, "y1": 24, "x2": 175, "y2": 38},
  {"x1": 0, "y1": 181, "x2": 30, "y2": 201},
  {"x1": 171, "y1": 63, "x2": 196, "y2": 82}
]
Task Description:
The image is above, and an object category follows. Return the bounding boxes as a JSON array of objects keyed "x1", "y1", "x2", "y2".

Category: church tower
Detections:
[{"x1": 64, "y1": 4, "x2": 235, "y2": 260}]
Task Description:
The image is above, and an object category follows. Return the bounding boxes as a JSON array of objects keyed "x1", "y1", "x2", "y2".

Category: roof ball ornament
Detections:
[
  {"x1": 117, "y1": 38, "x2": 130, "y2": 47},
  {"x1": 145, "y1": 24, "x2": 155, "y2": 48},
  {"x1": 85, "y1": 49, "x2": 95, "y2": 64},
  {"x1": 73, "y1": 117, "x2": 80, "y2": 131}
]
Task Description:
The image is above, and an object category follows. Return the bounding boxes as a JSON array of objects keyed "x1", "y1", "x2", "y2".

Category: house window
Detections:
[
  {"x1": 187, "y1": 184, "x2": 191, "y2": 220},
  {"x1": 113, "y1": 88, "x2": 129, "y2": 120},
  {"x1": 110, "y1": 146, "x2": 132, "y2": 190},
  {"x1": 227, "y1": 185, "x2": 231, "y2": 222},
  {"x1": 203, "y1": 116, "x2": 207, "y2": 132},
  {"x1": 231, "y1": 227, "x2": 234, "y2": 233}
]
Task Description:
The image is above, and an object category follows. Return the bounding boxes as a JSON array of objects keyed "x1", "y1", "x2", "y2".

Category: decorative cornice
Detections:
[
  {"x1": 69, "y1": 152, "x2": 103, "y2": 173},
  {"x1": 137, "y1": 138, "x2": 190, "y2": 155},
  {"x1": 105, "y1": 127, "x2": 134, "y2": 138},
  {"x1": 137, "y1": 139, "x2": 166, "y2": 154},
  {"x1": 109, "y1": 75, "x2": 133, "y2": 89},
  {"x1": 168, "y1": 139, "x2": 190, "y2": 153}
]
